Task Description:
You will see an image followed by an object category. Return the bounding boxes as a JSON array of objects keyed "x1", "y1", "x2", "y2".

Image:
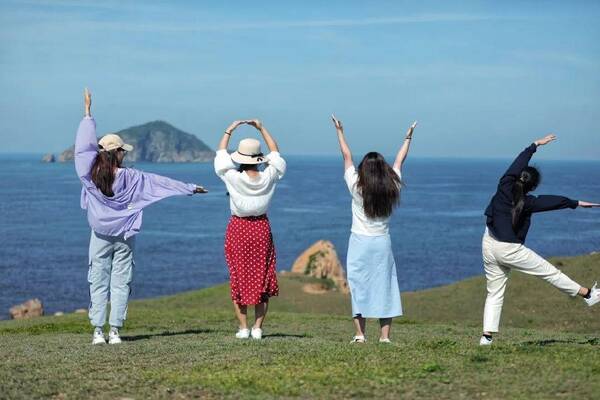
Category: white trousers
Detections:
[{"x1": 482, "y1": 228, "x2": 581, "y2": 333}]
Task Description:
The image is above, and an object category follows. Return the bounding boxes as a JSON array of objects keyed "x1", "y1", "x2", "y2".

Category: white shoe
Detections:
[
  {"x1": 379, "y1": 338, "x2": 391, "y2": 344},
  {"x1": 92, "y1": 330, "x2": 106, "y2": 345},
  {"x1": 351, "y1": 335, "x2": 366, "y2": 344},
  {"x1": 584, "y1": 282, "x2": 600, "y2": 307},
  {"x1": 235, "y1": 328, "x2": 250, "y2": 339},
  {"x1": 108, "y1": 329, "x2": 122, "y2": 345},
  {"x1": 479, "y1": 335, "x2": 493, "y2": 346},
  {"x1": 251, "y1": 327, "x2": 263, "y2": 340}
]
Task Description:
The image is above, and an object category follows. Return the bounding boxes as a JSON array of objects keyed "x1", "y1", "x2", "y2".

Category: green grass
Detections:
[{"x1": 1, "y1": 255, "x2": 599, "y2": 399}]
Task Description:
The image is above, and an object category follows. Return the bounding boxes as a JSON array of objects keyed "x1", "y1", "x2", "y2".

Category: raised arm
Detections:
[
  {"x1": 247, "y1": 119, "x2": 278, "y2": 152},
  {"x1": 74, "y1": 88, "x2": 98, "y2": 179},
  {"x1": 218, "y1": 120, "x2": 245, "y2": 151},
  {"x1": 393, "y1": 121, "x2": 417, "y2": 171},
  {"x1": 331, "y1": 114, "x2": 353, "y2": 170},
  {"x1": 502, "y1": 134, "x2": 556, "y2": 180}
]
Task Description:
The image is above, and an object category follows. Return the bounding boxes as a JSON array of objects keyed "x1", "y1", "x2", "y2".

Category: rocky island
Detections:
[{"x1": 49, "y1": 120, "x2": 214, "y2": 163}]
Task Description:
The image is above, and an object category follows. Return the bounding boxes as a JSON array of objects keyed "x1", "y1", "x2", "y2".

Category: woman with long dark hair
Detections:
[
  {"x1": 75, "y1": 89, "x2": 207, "y2": 345},
  {"x1": 332, "y1": 114, "x2": 417, "y2": 343},
  {"x1": 480, "y1": 134, "x2": 600, "y2": 346},
  {"x1": 214, "y1": 119, "x2": 286, "y2": 340}
]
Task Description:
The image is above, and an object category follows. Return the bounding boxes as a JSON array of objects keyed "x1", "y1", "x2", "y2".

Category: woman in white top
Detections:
[
  {"x1": 332, "y1": 114, "x2": 417, "y2": 343},
  {"x1": 214, "y1": 119, "x2": 286, "y2": 340}
]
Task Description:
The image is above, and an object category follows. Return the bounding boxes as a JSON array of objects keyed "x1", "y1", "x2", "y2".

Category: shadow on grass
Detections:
[
  {"x1": 123, "y1": 329, "x2": 310, "y2": 342},
  {"x1": 124, "y1": 328, "x2": 216, "y2": 341},
  {"x1": 520, "y1": 337, "x2": 599, "y2": 347},
  {"x1": 263, "y1": 333, "x2": 309, "y2": 339}
]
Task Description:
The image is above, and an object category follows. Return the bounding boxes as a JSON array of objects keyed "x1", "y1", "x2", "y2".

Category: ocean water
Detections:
[{"x1": 1, "y1": 154, "x2": 599, "y2": 318}]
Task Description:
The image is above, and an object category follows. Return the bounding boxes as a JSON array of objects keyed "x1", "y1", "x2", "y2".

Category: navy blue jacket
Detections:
[{"x1": 484, "y1": 143, "x2": 578, "y2": 244}]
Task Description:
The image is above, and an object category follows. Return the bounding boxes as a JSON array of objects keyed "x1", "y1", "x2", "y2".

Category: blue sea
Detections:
[{"x1": 1, "y1": 154, "x2": 599, "y2": 319}]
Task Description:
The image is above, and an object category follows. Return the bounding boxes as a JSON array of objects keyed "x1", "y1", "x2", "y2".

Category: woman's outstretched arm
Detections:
[
  {"x1": 74, "y1": 88, "x2": 98, "y2": 179},
  {"x1": 393, "y1": 121, "x2": 418, "y2": 171},
  {"x1": 247, "y1": 119, "x2": 278, "y2": 152},
  {"x1": 331, "y1": 114, "x2": 353, "y2": 170},
  {"x1": 215, "y1": 120, "x2": 245, "y2": 180},
  {"x1": 578, "y1": 201, "x2": 600, "y2": 208},
  {"x1": 502, "y1": 134, "x2": 556, "y2": 181},
  {"x1": 218, "y1": 120, "x2": 245, "y2": 151},
  {"x1": 529, "y1": 196, "x2": 600, "y2": 213}
]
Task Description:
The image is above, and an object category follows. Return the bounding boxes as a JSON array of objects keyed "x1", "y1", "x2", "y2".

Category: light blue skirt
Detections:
[{"x1": 347, "y1": 233, "x2": 402, "y2": 318}]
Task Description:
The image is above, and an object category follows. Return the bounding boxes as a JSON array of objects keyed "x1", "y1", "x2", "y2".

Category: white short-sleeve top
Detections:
[
  {"x1": 214, "y1": 149, "x2": 286, "y2": 217},
  {"x1": 344, "y1": 165, "x2": 401, "y2": 236}
]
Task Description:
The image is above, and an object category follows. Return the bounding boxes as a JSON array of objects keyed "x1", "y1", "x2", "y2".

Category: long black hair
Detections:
[
  {"x1": 511, "y1": 166, "x2": 541, "y2": 229},
  {"x1": 91, "y1": 149, "x2": 123, "y2": 197},
  {"x1": 357, "y1": 152, "x2": 402, "y2": 219}
]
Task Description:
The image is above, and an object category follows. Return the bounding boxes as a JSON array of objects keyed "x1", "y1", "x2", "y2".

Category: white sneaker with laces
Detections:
[
  {"x1": 379, "y1": 338, "x2": 391, "y2": 344},
  {"x1": 108, "y1": 329, "x2": 122, "y2": 345},
  {"x1": 584, "y1": 282, "x2": 600, "y2": 307},
  {"x1": 479, "y1": 335, "x2": 493, "y2": 346},
  {"x1": 92, "y1": 330, "x2": 106, "y2": 345},
  {"x1": 235, "y1": 328, "x2": 250, "y2": 339},
  {"x1": 251, "y1": 327, "x2": 263, "y2": 340},
  {"x1": 351, "y1": 335, "x2": 366, "y2": 344}
]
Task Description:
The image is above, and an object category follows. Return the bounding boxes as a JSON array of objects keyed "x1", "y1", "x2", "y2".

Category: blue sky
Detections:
[{"x1": 1, "y1": 1, "x2": 599, "y2": 159}]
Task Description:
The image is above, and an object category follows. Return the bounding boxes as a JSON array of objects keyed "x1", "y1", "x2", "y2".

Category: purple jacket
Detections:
[{"x1": 75, "y1": 117, "x2": 196, "y2": 239}]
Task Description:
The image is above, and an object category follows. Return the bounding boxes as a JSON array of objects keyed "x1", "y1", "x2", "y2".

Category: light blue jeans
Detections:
[{"x1": 88, "y1": 230, "x2": 135, "y2": 328}]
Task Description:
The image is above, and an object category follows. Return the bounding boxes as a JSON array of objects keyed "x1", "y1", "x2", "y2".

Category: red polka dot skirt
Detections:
[{"x1": 224, "y1": 214, "x2": 279, "y2": 305}]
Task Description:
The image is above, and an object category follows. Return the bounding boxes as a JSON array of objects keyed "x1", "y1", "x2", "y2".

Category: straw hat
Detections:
[
  {"x1": 98, "y1": 134, "x2": 134, "y2": 152},
  {"x1": 231, "y1": 138, "x2": 266, "y2": 165}
]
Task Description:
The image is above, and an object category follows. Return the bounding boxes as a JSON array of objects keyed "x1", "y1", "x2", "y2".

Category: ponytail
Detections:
[
  {"x1": 511, "y1": 180, "x2": 526, "y2": 230},
  {"x1": 91, "y1": 149, "x2": 122, "y2": 197},
  {"x1": 511, "y1": 166, "x2": 541, "y2": 230}
]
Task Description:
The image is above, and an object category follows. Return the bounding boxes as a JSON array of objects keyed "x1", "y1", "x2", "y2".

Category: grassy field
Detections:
[{"x1": 1, "y1": 253, "x2": 599, "y2": 399}]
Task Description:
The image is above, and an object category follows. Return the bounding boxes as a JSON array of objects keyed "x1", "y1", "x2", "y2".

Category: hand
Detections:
[
  {"x1": 193, "y1": 186, "x2": 208, "y2": 194},
  {"x1": 224, "y1": 120, "x2": 245, "y2": 135},
  {"x1": 84, "y1": 87, "x2": 92, "y2": 116},
  {"x1": 406, "y1": 120, "x2": 418, "y2": 138},
  {"x1": 534, "y1": 134, "x2": 556, "y2": 146},
  {"x1": 246, "y1": 119, "x2": 263, "y2": 130},
  {"x1": 331, "y1": 114, "x2": 343, "y2": 131},
  {"x1": 578, "y1": 201, "x2": 600, "y2": 208}
]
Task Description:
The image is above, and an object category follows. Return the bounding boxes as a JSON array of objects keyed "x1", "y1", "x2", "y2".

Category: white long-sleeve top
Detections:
[{"x1": 214, "y1": 149, "x2": 286, "y2": 217}]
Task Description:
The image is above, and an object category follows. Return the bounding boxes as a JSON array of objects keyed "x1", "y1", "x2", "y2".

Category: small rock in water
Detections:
[
  {"x1": 41, "y1": 153, "x2": 55, "y2": 163},
  {"x1": 291, "y1": 240, "x2": 349, "y2": 294},
  {"x1": 74, "y1": 308, "x2": 87, "y2": 314},
  {"x1": 9, "y1": 299, "x2": 44, "y2": 319}
]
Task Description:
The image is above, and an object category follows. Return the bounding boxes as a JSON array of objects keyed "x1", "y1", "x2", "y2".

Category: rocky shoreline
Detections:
[{"x1": 7, "y1": 240, "x2": 350, "y2": 320}]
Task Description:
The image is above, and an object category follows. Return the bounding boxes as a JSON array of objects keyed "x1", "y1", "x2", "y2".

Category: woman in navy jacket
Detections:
[{"x1": 480, "y1": 133, "x2": 600, "y2": 346}]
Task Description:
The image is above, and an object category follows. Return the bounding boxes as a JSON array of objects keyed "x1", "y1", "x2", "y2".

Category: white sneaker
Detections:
[
  {"x1": 108, "y1": 329, "x2": 122, "y2": 345},
  {"x1": 235, "y1": 328, "x2": 250, "y2": 339},
  {"x1": 479, "y1": 335, "x2": 493, "y2": 346},
  {"x1": 584, "y1": 282, "x2": 600, "y2": 307},
  {"x1": 351, "y1": 335, "x2": 366, "y2": 344},
  {"x1": 379, "y1": 338, "x2": 391, "y2": 344},
  {"x1": 92, "y1": 329, "x2": 106, "y2": 345},
  {"x1": 251, "y1": 327, "x2": 263, "y2": 340}
]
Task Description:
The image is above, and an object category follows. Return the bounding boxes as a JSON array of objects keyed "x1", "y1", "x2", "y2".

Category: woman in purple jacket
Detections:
[{"x1": 75, "y1": 89, "x2": 207, "y2": 345}]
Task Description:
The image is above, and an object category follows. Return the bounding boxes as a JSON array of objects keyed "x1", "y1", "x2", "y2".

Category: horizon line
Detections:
[{"x1": 1, "y1": 152, "x2": 598, "y2": 163}]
